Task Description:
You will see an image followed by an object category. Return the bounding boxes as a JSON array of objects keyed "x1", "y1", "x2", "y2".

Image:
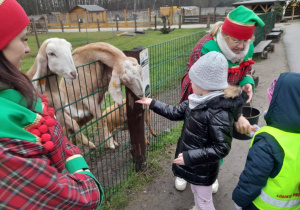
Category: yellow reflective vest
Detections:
[{"x1": 251, "y1": 126, "x2": 300, "y2": 210}]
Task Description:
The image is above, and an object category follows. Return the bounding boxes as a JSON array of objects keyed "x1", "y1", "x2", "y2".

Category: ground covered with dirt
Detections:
[{"x1": 123, "y1": 22, "x2": 290, "y2": 210}]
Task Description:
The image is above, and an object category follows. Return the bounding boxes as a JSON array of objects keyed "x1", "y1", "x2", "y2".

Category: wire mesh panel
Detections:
[
  {"x1": 253, "y1": 12, "x2": 275, "y2": 46},
  {"x1": 30, "y1": 30, "x2": 216, "y2": 201},
  {"x1": 144, "y1": 31, "x2": 205, "y2": 152}
]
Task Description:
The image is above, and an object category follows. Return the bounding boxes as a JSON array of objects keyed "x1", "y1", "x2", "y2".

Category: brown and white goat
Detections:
[
  {"x1": 59, "y1": 42, "x2": 144, "y2": 149},
  {"x1": 102, "y1": 98, "x2": 157, "y2": 149},
  {"x1": 26, "y1": 38, "x2": 97, "y2": 150}
]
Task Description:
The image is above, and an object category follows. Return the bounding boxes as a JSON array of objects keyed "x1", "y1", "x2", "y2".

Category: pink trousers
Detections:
[{"x1": 191, "y1": 184, "x2": 215, "y2": 210}]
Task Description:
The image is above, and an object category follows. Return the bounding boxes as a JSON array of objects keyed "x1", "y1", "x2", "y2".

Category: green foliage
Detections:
[{"x1": 273, "y1": 0, "x2": 283, "y2": 22}]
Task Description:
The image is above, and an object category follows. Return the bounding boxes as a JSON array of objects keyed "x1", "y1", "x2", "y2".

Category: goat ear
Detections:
[
  {"x1": 36, "y1": 52, "x2": 48, "y2": 78},
  {"x1": 33, "y1": 40, "x2": 49, "y2": 84},
  {"x1": 109, "y1": 71, "x2": 123, "y2": 105}
]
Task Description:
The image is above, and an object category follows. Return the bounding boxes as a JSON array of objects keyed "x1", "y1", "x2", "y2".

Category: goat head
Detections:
[
  {"x1": 108, "y1": 57, "x2": 144, "y2": 105},
  {"x1": 33, "y1": 38, "x2": 77, "y2": 87}
]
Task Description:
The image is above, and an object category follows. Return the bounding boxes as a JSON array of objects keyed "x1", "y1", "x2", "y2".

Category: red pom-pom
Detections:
[
  {"x1": 38, "y1": 124, "x2": 48, "y2": 133},
  {"x1": 43, "y1": 141, "x2": 54, "y2": 151},
  {"x1": 39, "y1": 117, "x2": 45, "y2": 124},
  {"x1": 31, "y1": 129, "x2": 41, "y2": 137},
  {"x1": 44, "y1": 116, "x2": 50, "y2": 120},
  {"x1": 45, "y1": 118, "x2": 56, "y2": 127},
  {"x1": 41, "y1": 133, "x2": 51, "y2": 142},
  {"x1": 48, "y1": 108, "x2": 55, "y2": 117},
  {"x1": 41, "y1": 95, "x2": 48, "y2": 102}
]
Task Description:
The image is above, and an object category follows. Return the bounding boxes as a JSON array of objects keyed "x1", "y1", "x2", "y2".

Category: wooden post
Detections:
[
  {"x1": 67, "y1": 12, "x2": 71, "y2": 28},
  {"x1": 97, "y1": 19, "x2": 100, "y2": 31},
  {"x1": 85, "y1": 11, "x2": 88, "y2": 28},
  {"x1": 134, "y1": 15, "x2": 137, "y2": 31},
  {"x1": 116, "y1": 17, "x2": 119, "y2": 31},
  {"x1": 199, "y1": 7, "x2": 202, "y2": 23},
  {"x1": 84, "y1": 13, "x2": 89, "y2": 43},
  {"x1": 207, "y1": 13, "x2": 210, "y2": 28},
  {"x1": 213, "y1": 7, "x2": 217, "y2": 23},
  {"x1": 104, "y1": 10, "x2": 108, "y2": 26},
  {"x1": 179, "y1": 15, "x2": 182, "y2": 29},
  {"x1": 148, "y1": 8, "x2": 151, "y2": 23},
  {"x1": 123, "y1": 46, "x2": 147, "y2": 172},
  {"x1": 170, "y1": 6, "x2": 173, "y2": 25},
  {"x1": 291, "y1": 4, "x2": 295, "y2": 20},
  {"x1": 125, "y1": 9, "x2": 128, "y2": 25},
  {"x1": 45, "y1": 16, "x2": 49, "y2": 38},
  {"x1": 78, "y1": 21, "x2": 81, "y2": 32},
  {"x1": 263, "y1": 14, "x2": 268, "y2": 39},
  {"x1": 31, "y1": 18, "x2": 40, "y2": 49},
  {"x1": 155, "y1": 15, "x2": 157, "y2": 30},
  {"x1": 59, "y1": 13, "x2": 64, "y2": 32}
]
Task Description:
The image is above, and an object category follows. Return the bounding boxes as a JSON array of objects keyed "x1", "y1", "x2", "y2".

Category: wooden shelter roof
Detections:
[
  {"x1": 233, "y1": 0, "x2": 286, "y2": 6},
  {"x1": 70, "y1": 5, "x2": 105, "y2": 12}
]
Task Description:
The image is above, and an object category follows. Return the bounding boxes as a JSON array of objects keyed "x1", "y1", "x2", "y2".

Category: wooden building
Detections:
[
  {"x1": 28, "y1": 15, "x2": 47, "y2": 33},
  {"x1": 233, "y1": 0, "x2": 286, "y2": 14},
  {"x1": 68, "y1": 5, "x2": 106, "y2": 23},
  {"x1": 284, "y1": 1, "x2": 300, "y2": 20},
  {"x1": 47, "y1": 12, "x2": 61, "y2": 24}
]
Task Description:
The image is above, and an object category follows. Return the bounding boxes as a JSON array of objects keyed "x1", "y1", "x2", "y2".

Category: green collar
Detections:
[{"x1": 0, "y1": 89, "x2": 43, "y2": 143}]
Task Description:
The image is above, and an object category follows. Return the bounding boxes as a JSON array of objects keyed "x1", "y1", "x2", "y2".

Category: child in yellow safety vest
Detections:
[{"x1": 232, "y1": 72, "x2": 300, "y2": 210}]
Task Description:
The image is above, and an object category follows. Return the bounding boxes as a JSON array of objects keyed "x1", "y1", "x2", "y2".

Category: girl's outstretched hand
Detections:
[{"x1": 135, "y1": 98, "x2": 152, "y2": 106}]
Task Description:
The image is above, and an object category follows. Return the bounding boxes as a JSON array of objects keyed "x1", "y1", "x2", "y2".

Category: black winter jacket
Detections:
[
  {"x1": 232, "y1": 72, "x2": 300, "y2": 210},
  {"x1": 150, "y1": 86, "x2": 248, "y2": 186}
]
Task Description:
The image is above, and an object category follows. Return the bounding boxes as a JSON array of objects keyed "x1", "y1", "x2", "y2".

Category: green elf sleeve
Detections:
[
  {"x1": 238, "y1": 73, "x2": 255, "y2": 92},
  {"x1": 65, "y1": 154, "x2": 104, "y2": 208}
]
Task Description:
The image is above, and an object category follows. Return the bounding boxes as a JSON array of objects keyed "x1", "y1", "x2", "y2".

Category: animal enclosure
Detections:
[
  {"x1": 30, "y1": 31, "x2": 203, "y2": 200},
  {"x1": 30, "y1": 12, "x2": 275, "y2": 200}
]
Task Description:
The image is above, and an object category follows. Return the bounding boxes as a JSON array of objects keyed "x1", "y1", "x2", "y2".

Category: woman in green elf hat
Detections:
[
  {"x1": 176, "y1": 5, "x2": 265, "y2": 194},
  {"x1": 0, "y1": 0, "x2": 103, "y2": 209}
]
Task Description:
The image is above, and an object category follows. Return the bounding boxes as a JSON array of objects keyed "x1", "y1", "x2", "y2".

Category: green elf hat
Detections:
[{"x1": 222, "y1": 6, "x2": 265, "y2": 40}]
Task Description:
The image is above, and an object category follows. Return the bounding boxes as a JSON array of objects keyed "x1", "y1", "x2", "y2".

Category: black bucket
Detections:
[{"x1": 233, "y1": 106, "x2": 261, "y2": 140}]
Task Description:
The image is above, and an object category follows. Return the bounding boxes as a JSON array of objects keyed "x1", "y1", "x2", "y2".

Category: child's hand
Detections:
[
  {"x1": 173, "y1": 153, "x2": 185, "y2": 165},
  {"x1": 136, "y1": 98, "x2": 152, "y2": 106},
  {"x1": 247, "y1": 124, "x2": 261, "y2": 138},
  {"x1": 242, "y1": 83, "x2": 253, "y2": 103}
]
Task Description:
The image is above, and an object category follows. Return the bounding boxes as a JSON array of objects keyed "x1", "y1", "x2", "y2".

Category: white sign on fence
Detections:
[{"x1": 139, "y1": 48, "x2": 151, "y2": 97}]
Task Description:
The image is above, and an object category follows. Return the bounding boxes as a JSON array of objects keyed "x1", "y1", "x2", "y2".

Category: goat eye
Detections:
[{"x1": 49, "y1": 53, "x2": 56, "y2": 57}]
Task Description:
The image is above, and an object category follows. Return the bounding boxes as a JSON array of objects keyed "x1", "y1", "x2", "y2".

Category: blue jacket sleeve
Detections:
[{"x1": 232, "y1": 133, "x2": 284, "y2": 208}]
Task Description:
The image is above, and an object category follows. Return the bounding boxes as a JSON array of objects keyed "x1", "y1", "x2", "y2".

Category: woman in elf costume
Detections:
[
  {"x1": 176, "y1": 6, "x2": 265, "y2": 193},
  {"x1": 0, "y1": 0, "x2": 103, "y2": 209}
]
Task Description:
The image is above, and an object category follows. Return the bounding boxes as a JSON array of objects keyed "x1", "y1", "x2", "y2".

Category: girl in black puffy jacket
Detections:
[{"x1": 136, "y1": 52, "x2": 248, "y2": 210}]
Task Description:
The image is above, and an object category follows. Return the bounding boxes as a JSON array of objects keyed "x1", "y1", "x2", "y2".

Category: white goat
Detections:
[
  {"x1": 59, "y1": 42, "x2": 144, "y2": 149},
  {"x1": 26, "y1": 38, "x2": 97, "y2": 150}
]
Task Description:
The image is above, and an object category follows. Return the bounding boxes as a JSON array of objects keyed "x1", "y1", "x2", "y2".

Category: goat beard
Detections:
[{"x1": 217, "y1": 29, "x2": 250, "y2": 64}]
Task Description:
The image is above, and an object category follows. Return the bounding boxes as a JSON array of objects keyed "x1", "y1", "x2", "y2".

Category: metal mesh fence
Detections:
[
  {"x1": 31, "y1": 30, "x2": 204, "y2": 200},
  {"x1": 253, "y1": 12, "x2": 275, "y2": 46},
  {"x1": 30, "y1": 11, "x2": 274, "y2": 200}
]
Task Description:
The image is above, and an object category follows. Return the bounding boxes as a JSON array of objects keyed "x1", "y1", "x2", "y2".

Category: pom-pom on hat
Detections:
[
  {"x1": 0, "y1": 0, "x2": 30, "y2": 50},
  {"x1": 222, "y1": 6, "x2": 265, "y2": 40},
  {"x1": 267, "y1": 77, "x2": 278, "y2": 104},
  {"x1": 189, "y1": 51, "x2": 228, "y2": 91}
]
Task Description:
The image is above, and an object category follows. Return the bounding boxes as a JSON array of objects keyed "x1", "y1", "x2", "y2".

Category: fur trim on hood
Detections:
[{"x1": 206, "y1": 85, "x2": 248, "y2": 110}]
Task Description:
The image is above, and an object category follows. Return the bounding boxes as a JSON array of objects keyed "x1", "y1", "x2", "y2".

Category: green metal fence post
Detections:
[{"x1": 123, "y1": 46, "x2": 147, "y2": 172}]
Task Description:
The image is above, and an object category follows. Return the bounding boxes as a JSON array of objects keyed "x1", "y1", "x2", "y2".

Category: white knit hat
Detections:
[{"x1": 189, "y1": 51, "x2": 228, "y2": 91}]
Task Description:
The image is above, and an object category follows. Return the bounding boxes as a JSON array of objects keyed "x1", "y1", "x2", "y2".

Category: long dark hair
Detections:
[{"x1": 0, "y1": 51, "x2": 36, "y2": 109}]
